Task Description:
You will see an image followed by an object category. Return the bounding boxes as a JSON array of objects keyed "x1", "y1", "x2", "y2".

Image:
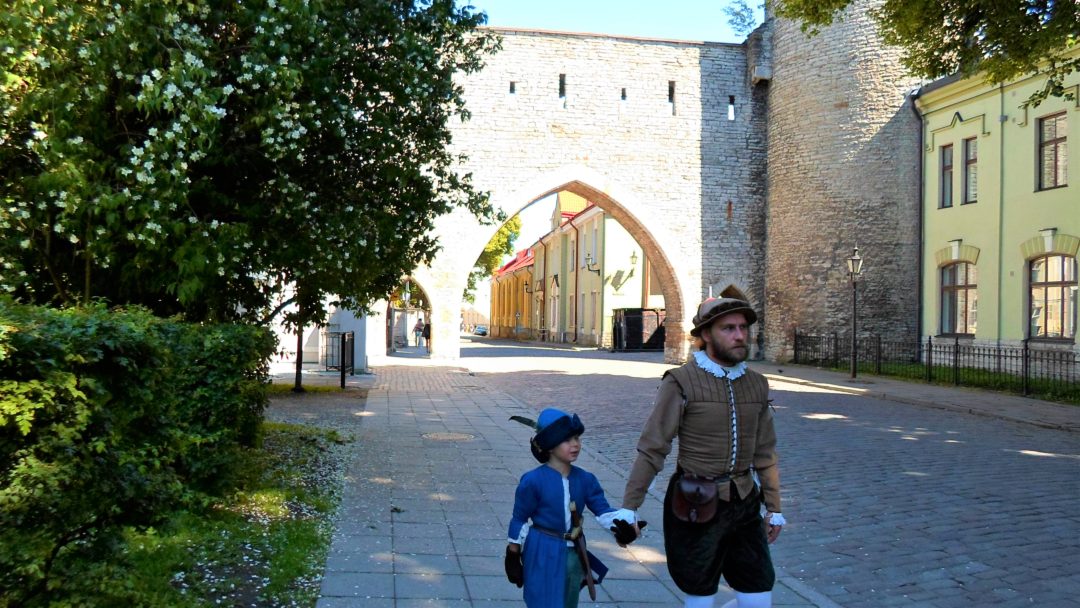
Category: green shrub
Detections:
[
  {"x1": 166, "y1": 321, "x2": 276, "y2": 492},
  {"x1": 0, "y1": 302, "x2": 275, "y2": 605}
]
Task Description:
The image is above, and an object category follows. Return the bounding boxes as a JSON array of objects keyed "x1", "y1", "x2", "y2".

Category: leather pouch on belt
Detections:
[{"x1": 672, "y1": 474, "x2": 719, "y2": 524}]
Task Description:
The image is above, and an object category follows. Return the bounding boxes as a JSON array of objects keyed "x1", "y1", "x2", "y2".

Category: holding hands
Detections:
[
  {"x1": 764, "y1": 511, "x2": 785, "y2": 544},
  {"x1": 610, "y1": 518, "x2": 647, "y2": 546}
]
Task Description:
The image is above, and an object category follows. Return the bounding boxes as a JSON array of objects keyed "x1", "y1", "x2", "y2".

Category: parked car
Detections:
[{"x1": 473, "y1": 325, "x2": 488, "y2": 336}]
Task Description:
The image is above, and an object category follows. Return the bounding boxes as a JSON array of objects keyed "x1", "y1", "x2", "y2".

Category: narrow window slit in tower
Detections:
[
  {"x1": 728, "y1": 96, "x2": 736, "y2": 121},
  {"x1": 621, "y1": 87, "x2": 627, "y2": 101},
  {"x1": 668, "y1": 81, "x2": 676, "y2": 115},
  {"x1": 509, "y1": 81, "x2": 516, "y2": 94},
  {"x1": 559, "y1": 74, "x2": 566, "y2": 99}
]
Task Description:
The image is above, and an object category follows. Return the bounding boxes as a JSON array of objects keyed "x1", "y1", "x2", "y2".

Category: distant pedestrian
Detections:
[
  {"x1": 413, "y1": 319, "x2": 425, "y2": 347},
  {"x1": 505, "y1": 408, "x2": 643, "y2": 607},
  {"x1": 421, "y1": 320, "x2": 431, "y2": 353},
  {"x1": 620, "y1": 297, "x2": 785, "y2": 608}
]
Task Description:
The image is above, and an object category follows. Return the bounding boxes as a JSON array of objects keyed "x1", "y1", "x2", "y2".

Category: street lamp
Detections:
[
  {"x1": 846, "y1": 246, "x2": 864, "y2": 378},
  {"x1": 584, "y1": 254, "x2": 601, "y2": 275}
]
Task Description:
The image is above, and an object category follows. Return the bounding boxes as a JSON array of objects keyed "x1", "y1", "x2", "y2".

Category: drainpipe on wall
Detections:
[
  {"x1": 597, "y1": 221, "x2": 605, "y2": 349},
  {"x1": 997, "y1": 83, "x2": 1006, "y2": 345},
  {"x1": 569, "y1": 214, "x2": 581, "y2": 343},
  {"x1": 540, "y1": 239, "x2": 548, "y2": 340},
  {"x1": 910, "y1": 87, "x2": 925, "y2": 344}
]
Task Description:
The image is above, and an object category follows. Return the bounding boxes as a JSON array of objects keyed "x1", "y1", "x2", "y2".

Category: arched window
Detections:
[
  {"x1": 1029, "y1": 254, "x2": 1078, "y2": 340},
  {"x1": 941, "y1": 262, "x2": 977, "y2": 335}
]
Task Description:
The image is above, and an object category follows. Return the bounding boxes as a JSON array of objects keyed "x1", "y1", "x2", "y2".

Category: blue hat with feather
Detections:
[{"x1": 512, "y1": 408, "x2": 585, "y2": 463}]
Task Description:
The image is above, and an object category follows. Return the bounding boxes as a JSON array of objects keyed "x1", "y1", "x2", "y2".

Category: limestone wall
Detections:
[
  {"x1": 409, "y1": 17, "x2": 925, "y2": 364},
  {"x1": 764, "y1": 3, "x2": 923, "y2": 360},
  {"x1": 427, "y1": 28, "x2": 765, "y2": 362}
]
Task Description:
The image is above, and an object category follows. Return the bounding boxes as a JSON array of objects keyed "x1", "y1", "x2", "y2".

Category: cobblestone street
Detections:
[{"x1": 459, "y1": 339, "x2": 1080, "y2": 607}]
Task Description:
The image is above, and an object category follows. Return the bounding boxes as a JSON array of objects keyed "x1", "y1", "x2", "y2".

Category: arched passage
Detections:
[
  {"x1": 381, "y1": 278, "x2": 432, "y2": 354},
  {"x1": 390, "y1": 29, "x2": 770, "y2": 365},
  {"x1": 419, "y1": 165, "x2": 693, "y2": 364}
]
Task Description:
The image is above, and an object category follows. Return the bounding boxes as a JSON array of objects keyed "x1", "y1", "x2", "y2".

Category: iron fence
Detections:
[
  {"x1": 319, "y1": 331, "x2": 355, "y2": 389},
  {"x1": 793, "y1": 332, "x2": 1080, "y2": 403}
]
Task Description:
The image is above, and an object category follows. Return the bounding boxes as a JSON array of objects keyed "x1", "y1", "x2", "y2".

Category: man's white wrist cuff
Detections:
[{"x1": 612, "y1": 508, "x2": 637, "y2": 524}]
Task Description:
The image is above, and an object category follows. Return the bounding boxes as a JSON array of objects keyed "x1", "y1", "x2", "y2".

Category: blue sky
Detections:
[{"x1": 464, "y1": 0, "x2": 762, "y2": 44}]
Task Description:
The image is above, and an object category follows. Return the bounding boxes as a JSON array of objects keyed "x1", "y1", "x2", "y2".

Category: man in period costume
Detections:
[{"x1": 620, "y1": 297, "x2": 785, "y2": 608}]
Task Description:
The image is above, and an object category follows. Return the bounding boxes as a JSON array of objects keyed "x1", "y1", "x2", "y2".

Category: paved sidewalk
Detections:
[
  {"x1": 751, "y1": 362, "x2": 1080, "y2": 433},
  {"x1": 311, "y1": 360, "x2": 835, "y2": 607},
  {"x1": 298, "y1": 352, "x2": 1078, "y2": 607}
]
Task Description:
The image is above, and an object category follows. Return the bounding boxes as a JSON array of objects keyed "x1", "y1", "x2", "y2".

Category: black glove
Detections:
[
  {"x1": 611, "y1": 519, "x2": 647, "y2": 545},
  {"x1": 504, "y1": 546, "x2": 523, "y2": 587}
]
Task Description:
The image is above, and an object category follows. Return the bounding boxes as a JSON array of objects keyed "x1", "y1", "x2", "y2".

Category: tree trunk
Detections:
[{"x1": 293, "y1": 316, "x2": 305, "y2": 393}]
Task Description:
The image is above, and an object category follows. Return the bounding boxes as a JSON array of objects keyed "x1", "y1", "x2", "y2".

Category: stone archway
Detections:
[
  {"x1": 419, "y1": 165, "x2": 693, "y2": 364},
  {"x1": 396, "y1": 28, "x2": 772, "y2": 365}
]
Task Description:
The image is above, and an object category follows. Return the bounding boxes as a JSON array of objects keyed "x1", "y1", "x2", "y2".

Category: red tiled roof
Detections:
[
  {"x1": 567, "y1": 202, "x2": 596, "y2": 220},
  {"x1": 495, "y1": 248, "x2": 534, "y2": 276}
]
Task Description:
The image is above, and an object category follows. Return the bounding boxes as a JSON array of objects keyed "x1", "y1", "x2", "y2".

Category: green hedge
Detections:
[{"x1": 0, "y1": 302, "x2": 275, "y2": 605}]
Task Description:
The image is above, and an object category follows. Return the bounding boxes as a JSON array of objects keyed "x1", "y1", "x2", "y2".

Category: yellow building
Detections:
[
  {"x1": 916, "y1": 55, "x2": 1078, "y2": 352},
  {"x1": 489, "y1": 248, "x2": 534, "y2": 339},
  {"x1": 492, "y1": 191, "x2": 664, "y2": 347}
]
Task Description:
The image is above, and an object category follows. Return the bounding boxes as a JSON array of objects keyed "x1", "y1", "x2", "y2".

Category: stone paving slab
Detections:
[
  {"x1": 280, "y1": 340, "x2": 1079, "y2": 607},
  {"x1": 457, "y1": 340, "x2": 1080, "y2": 607},
  {"x1": 310, "y1": 359, "x2": 828, "y2": 608},
  {"x1": 754, "y1": 362, "x2": 1080, "y2": 433}
]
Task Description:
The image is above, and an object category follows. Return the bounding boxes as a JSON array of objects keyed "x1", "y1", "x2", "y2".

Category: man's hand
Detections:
[
  {"x1": 504, "y1": 544, "x2": 523, "y2": 587},
  {"x1": 764, "y1": 512, "x2": 783, "y2": 544},
  {"x1": 611, "y1": 519, "x2": 647, "y2": 547}
]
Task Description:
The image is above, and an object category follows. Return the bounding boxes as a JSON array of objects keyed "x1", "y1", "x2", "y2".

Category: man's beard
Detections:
[{"x1": 708, "y1": 343, "x2": 748, "y2": 366}]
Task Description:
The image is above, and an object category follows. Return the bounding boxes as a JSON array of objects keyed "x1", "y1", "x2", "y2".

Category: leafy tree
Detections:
[
  {"x1": 724, "y1": 0, "x2": 764, "y2": 37},
  {"x1": 774, "y1": 0, "x2": 1080, "y2": 106},
  {"x1": 464, "y1": 215, "x2": 520, "y2": 303},
  {"x1": 0, "y1": 0, "x2": 500, "y2": 326}
]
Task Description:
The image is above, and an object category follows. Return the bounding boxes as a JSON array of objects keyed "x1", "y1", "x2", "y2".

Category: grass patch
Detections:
[
  {"x1": 267, "y1": 383, "x2": 345, "y2": 394},
  {"x1": 117, "y1": 422, "x2": 350, "y2": 607}
]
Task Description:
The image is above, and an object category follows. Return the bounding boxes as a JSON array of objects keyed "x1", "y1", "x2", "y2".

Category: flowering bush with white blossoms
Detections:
[{"x1": 0, "y1": 0, "x2": 498, "y2": 323}]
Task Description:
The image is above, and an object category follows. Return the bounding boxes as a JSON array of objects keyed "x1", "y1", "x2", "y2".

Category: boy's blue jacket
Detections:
[{"x1": 509, "y1": 464, "x2": 614, "y2": 607}]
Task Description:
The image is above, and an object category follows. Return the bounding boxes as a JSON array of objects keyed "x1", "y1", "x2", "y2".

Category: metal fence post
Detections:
[
  {"x1": 925, "y1": 336, "x2": 933, "y2": 382},
  {"x1": 832, "y1": 332, "x2": 840, "y2": 369},
  {"x1": 953, "y1": 335, "x2": 960, "y2": 385},
  {"x1": 793, "y1": 329, "x2": 800, "y2": 364},
  {"x1": 1022, "y1": 339, "x2": 1030, "y2": 396},
  {"x1": 340, "y1": 331, "x2": 354, "y2": 389},
  {"x1": 340, "y1": 332, "x2": 347, "y2": 389},
  {"x1": 875, "y1": 334, "x2": 882, "y2": 375}
]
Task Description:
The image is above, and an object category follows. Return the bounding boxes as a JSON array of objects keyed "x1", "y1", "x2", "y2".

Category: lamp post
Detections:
[
  {"x1": 584, "y1": 254, "x2": 601, "y2": 275},
  {"x1": 846, "y1": 246, "x2": 864, "y2": 378}
]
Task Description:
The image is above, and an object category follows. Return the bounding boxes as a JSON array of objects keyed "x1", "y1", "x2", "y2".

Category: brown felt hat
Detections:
[{"x1": 690, "y1": 297, "x2": 758, "y2": 337}]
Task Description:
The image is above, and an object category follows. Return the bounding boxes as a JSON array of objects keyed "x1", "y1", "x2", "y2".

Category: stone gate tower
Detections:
[{"x1": 763, "y1": 0, "x2": 923, "y2": 360}]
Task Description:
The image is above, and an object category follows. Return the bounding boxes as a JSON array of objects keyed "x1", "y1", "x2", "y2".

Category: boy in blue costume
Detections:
[{"x1": 505, "y1": 408, "x2": 644, "y2": 607}]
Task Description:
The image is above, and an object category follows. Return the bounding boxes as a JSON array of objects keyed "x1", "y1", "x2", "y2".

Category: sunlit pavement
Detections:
[{"x1": 307, "y1": 336, "x2": 1080, "y2": 607}]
